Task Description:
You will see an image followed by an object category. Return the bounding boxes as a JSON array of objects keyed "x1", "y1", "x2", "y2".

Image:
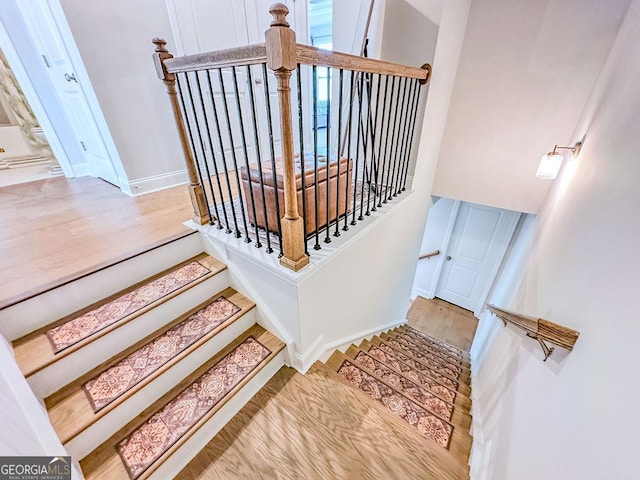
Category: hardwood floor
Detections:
[
  {"x1": 178, "y1": 366, "x2": 469, "y2": 480},
  {"x1": 407, "y1": 296, "x2": 478, "y2": 352},
  {"x1": 0, "y1": 176, "x2": 194, "y2": 308}
]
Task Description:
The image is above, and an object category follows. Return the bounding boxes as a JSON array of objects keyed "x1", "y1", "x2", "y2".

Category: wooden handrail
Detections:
[
  {"x1": 165, "y1": 43, "x2": 267, "y2": 74},
  {"x1": 296, "y1": 44, "x2": 431, "y2": 83},
  {"x1": 487, "y1": 304, "x2": 580, "y2": 361},
  {"x1": 419, "y1": 249, "x2": 440, "y2": 260}
]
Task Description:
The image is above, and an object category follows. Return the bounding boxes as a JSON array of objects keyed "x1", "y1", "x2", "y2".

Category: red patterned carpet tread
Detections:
[
  {"x1": 83, "y1": 296, "x2": 241, "y2": 412},
  {"x1": 386, "y1": 337, "x2": 461, "y2": 381},
  {"x1": 46, "y1": 261, "x2": 211, "y2": 353},
  {"x1": 337, "y1": 360, "x2": 452, "y2": 448},
  {"x1": 404, "y1": 326, "x2": 465, "y2": 357},
  {"x1": 117, "y1": 336, "x2": 271, "y2": 479},
  {"x1": 395, "y1": 333, "x2": 464, "y2": 373},
  {"x1": 401, "y1": 329, "x2": 466, "y2": 363},
  {"x1": 353, "y1": 351, "x2": 454, "y2": 421},
  {"x1": 368, "y1": 344, "x2": 458, "y2": 400}
]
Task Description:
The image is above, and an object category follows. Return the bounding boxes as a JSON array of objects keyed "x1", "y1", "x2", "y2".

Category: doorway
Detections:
[
  {"x1": 0, "y1": 0, "x2": 124, "y2": 189},
  {"x1": 0, "y1": 47, "x2": 63, "y2": 187},
  {"x1": 413, "y1": 198, "x2": 521, "y2": 316}
]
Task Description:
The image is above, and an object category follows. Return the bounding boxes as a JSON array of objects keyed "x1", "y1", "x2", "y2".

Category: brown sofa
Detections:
[{"x1": 240, "y1": 154, "x2": 352, "y2": 235}]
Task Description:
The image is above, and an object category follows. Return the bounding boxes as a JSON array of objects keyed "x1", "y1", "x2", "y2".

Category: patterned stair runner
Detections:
[
  {"x1": 366, "y1": 344, "x2": 457, "y2": 403},
  {"x1": 401, "y1": 329, "x2": 467, "y2": 364},
  {"x1": 394, "y1": 332, "x2": 465, "y2": 372},
  {"x1": 352, "y1": 350, "x2": 454, "y2": 420},
  {"x1": 337, "y1": 359, "x2": 452, "y2": 448},
  {"x1": 117, "y1": 336, "x2": 271, "y2": 479},
  {"x1": 404, "y1": 326, "x2": 465, "y2": 358},
  {"x1": 385, "y1": 336, "x2": 461, "y2": 381},
  {"x1": 46, "y1": 261, "x2": 211, "y2": 353},
  {"x1": 83, "y1": 296, "x2": 240, "y2": 412}
]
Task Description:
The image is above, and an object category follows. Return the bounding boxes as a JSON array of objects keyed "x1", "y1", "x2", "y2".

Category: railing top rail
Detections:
[
  {"x1": 162, "y1": 41, "x2": 431, "y2": 83},
  {"x1": 165, "y1": 43, "x2": 267, "y2": 74},
  {"x1": 296, "y1": 44, "x2": 431, "y2": 82}
]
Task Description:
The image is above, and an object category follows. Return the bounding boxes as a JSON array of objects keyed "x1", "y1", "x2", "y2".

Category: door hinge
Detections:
[
  {"x1": 80, "y1": 141, "x2": 87, "y2": 151},
  {"x1": 42, "y1": 55, "x2": 51, "y2": 68}
]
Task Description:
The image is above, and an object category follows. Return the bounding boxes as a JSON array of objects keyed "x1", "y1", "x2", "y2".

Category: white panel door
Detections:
[
  {"x1": 436, "y1": 203, "x2": 519, "y2": 311},
  {"x1": 17, "y1": 0, "x2": 120, "y2": 186}
]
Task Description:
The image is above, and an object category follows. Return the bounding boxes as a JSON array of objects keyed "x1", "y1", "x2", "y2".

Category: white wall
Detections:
[
  {"x1": 411, "y1": 197, "x2": 455, "y2": 299},
  {"x1": 380, "y1": 0, "x2": 439, "y2": 179},
  {"x1": 470, "y1": 1, "x2": 640, "y2": 477},
  {"x1": 432, "y1": 0, "x2": 630, "y2": 214},
  {"x1": 332, "y1": 0, "x2": 385, "y2": 57}
]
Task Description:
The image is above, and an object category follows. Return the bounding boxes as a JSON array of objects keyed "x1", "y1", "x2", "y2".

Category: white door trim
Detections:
[
  {"x1": 433, "y1": 201, "x2": 521, "y2": 318},
  {"x1": 41, "y1": 0, "x2": 128, "y2": 191},
  {"x1": 0, "y1": 17, "x2": 73, "y2": 176}
]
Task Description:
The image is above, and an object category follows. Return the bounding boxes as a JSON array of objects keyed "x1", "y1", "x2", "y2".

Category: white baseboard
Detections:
[
  {"x1": 128, "y1": 169, "x2": 188, "y2": 196},
  {"x1": 411, "y1": 287, "x2": 433, "y2": 300}
]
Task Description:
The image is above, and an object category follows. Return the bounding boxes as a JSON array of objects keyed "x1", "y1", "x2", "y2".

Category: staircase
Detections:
[
  {"x1": 1, "y1": 233, "x2": 285, "y2": 479},
  {"x1": 324, "y1": 324, "x2": 473, "y2": 463}
]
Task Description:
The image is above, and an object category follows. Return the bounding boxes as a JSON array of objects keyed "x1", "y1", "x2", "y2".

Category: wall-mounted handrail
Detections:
[
  {"x1": 487, "y1": 304, "x2": 580, "y2": 361},
  {"x1": 419, "y1": 249, "x2": 440, "y2": 260}
]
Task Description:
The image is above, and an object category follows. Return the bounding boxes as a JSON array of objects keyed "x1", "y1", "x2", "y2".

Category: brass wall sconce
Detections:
[{"x1": 536, "y1": 141, "x2": 583, "y2": 179}]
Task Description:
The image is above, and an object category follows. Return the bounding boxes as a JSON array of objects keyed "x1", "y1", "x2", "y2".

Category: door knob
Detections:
[
  {"x1": 254, "y1": 78, "x2": 263, "y2": 84},
  {"x1": 446, "y1": 256, "x2": 452, "y2": 261}
]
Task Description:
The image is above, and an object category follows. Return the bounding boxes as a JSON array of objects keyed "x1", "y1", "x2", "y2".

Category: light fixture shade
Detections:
[{"x1": 536, "y1": 152, "x2": 563, "y2": 179}]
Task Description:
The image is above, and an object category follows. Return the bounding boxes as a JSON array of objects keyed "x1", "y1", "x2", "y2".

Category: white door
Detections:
[
  {"x1": 436, "y1": 203, "x2": 520, "y2": 312},
  {"x1": 16, "y1": 0, "x2": 121, "y2": 186}
]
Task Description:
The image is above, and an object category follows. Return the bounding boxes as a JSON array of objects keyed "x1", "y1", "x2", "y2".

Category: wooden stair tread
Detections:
[
  {"x1": 398, "y1": 325, "x2": 470, "y2": 361},
  {"x1": 396, "y1": 327, "x2": 471, "y2": 369},
  {"x1": 380, "y1": 332, "x2": 471, "y2": 386},
  {"x1": 80, "y1": 324, "x2": 285, "y2": 480},
  {"x1": 45, "y1": 287, "x2": 254, "y2": 444},
  {"x1": 324, "y1": 352, "x2": 472, "y2": 463},
  {"x1": 360, "y1": 338, "x2": 472, "y2": 412},
  {"x1": 12, "y1": 254, "x2": 226, "y2": 377},
  {"x1": 344, "y1": 345, "x2": 472, "y2": 430}
]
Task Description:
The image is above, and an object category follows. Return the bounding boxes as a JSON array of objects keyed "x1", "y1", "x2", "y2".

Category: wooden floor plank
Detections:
[
  {"x1": 0, "y1": 177, "x2": 194, "y2": 309},
  {"x1": 407, "y1": 297, "x2": 479, "y2": 352},
  {"x1": 178, "y1": 365, "x2": 470, "y2": 480}
]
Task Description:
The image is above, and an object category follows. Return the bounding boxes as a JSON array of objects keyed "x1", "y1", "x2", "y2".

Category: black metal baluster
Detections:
[
  {"x1": 345, "y1": 70, "x2": 355, "y2": 231},
  {"x1": 261, "y1": 63, "x2": 283, "y2": 254},
  {"x1": 193, "y1": 71, "x2": 224, "y2": 229},
  {"x1": 362, "y1": 73, "x2": 373, "y2": 217},
  {"x1": 296, "y1": 65, "x2": 309, "y2": 255},
  {"x1": 378, "y1": 76, "x2": 396, "y2": 203},
  {"x1": 376, "y1": 75, "x2": 390, "y2": 208},
  {"x1": 368, "y1": 74, "x2": 383, "y2": 212},
  {"x1": 396, "y1": 78, "x2": 417, "y2": 195},
  {"x1": 324, "y1": 67, "x2": 332, "y2": 243},
  {"x1": 176, "y1": 73, "x2": 212, "y2": 224},
  {"x1": 352, "y1": 72, "x2": 364, "y2": 224},
  {"x1": 402, "y1": 79, "x2": 423, "y2": 190},
  {"x1": 384, "y1": 77, "x2": 401, "y2": 203},
  {"x1": 231, "y1": 66, "x2": 258, "y2": 244},
  {"x1": 246, "y1": 65, "x2": 269, "y2": 250},
  {"x1": 206, "y1": 70, "x2": 236, "y2": 235},
  {"x1": 312, "y1": 65, "x2": 320, "y2": 249},
  {"x1": 388, "y1": 76, "x2": 408, "y2": 199},
  {"x1": 218, "y1": 68, "x2": 250, "y2": 240},
  {"x1": 334, "y1": 68, "x2": 344, "y2": 237}
]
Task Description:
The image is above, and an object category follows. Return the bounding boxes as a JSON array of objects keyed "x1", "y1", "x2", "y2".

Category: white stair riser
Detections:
[
  {"x1": 0, "y1": 233, "x2": 203, "y2": 340},
  {"x1": 27, "y1": 271, "x2": 229, "y2": 398},
  {"x1": 149, "y1": 350, "x2": 285, "y2": 480},
  {"x1": 66, "y1": 309, "x2": 256, "y2": 459}
]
